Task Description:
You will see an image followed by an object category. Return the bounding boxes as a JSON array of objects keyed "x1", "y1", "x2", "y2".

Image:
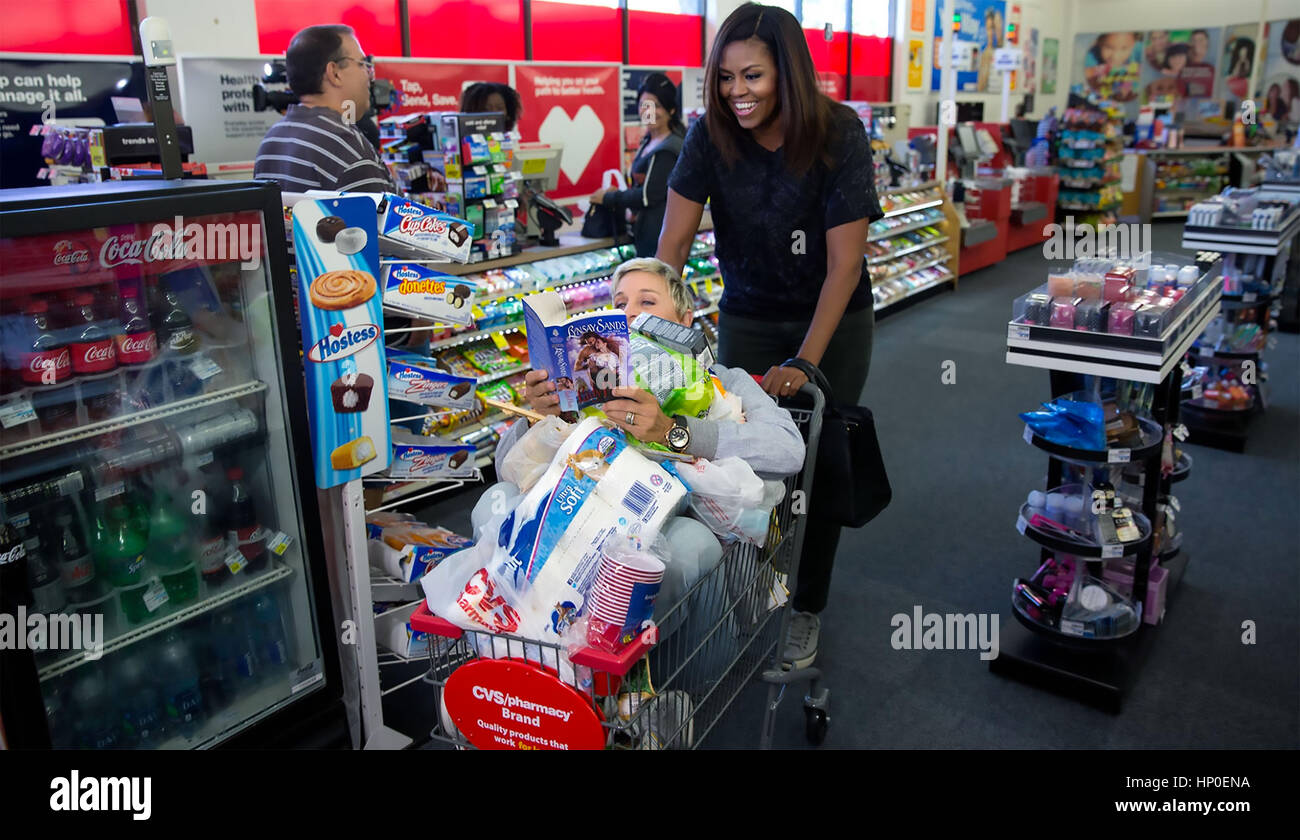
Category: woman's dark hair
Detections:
[
  {"x1": 1163, "y1": 43, "x2": 1191, "y2": 69},
  {"x1": 286, "y1": 24, "x2": 354, "y2": 97},
  {"x1": 637, "y1": 72, "x2": 686, "y2": 136},
  {"x1": 460, "y1": 82, "x2": 522, "y2": 130},
  {"x1": 704, "y1": 2, "x2": 842, "y2": 175},
  {"x1": 1230, "y1": 39, "x2": 1254, "y2": 72}
]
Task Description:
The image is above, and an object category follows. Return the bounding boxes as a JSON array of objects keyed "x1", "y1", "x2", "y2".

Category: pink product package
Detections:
[
  {"x1": 1050, "y1": 297, "x2": 1080, "y2": 329},
  {"x1": 1108, "y1": 301, "x2": 1139, "y2": 335},
  {"x1": 1047, "y1": 273, "x2": 1075, "y2": 297},
  {"x1": 1103, "y1": 277, "x2": 1132, "y2": 303}
]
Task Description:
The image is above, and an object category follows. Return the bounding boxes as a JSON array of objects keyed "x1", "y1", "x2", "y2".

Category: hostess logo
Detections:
[
  {"x1": 307, "y1": 322, "x2": 379, "y2": 363},
  {"x1": 392, "y1": 266, "x2": 422, "y2": 283},
  {"x1": 393, "y1": 203, "x2": 423, "y2": 218},
  {"x1": 394, "y1": 368, "x2": 423, "y2": 381}
]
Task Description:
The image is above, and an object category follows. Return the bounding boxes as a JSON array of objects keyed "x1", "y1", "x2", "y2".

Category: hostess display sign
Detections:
[{"x1": 291, "y1": 196, "x2": 391, "y2": 488}]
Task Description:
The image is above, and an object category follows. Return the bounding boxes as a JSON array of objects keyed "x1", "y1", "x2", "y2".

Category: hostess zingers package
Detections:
[
  {"x1": 386, "y1": 349, "x2": 477, "y2": 410},
  {"x1": 292, "y1": 196, "x2": 392, "y2": 488},
  {"x1": 375, "y1": 194, "x2": 476, "y2": 263},
  {"x1": 421, "y1": 417, "x2": 687, "y2": 646}
]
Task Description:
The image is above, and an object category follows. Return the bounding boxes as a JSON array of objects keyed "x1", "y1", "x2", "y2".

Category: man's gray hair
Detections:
[{"x1": 610, "y1": 257, "x2": 694, "y2": 321}]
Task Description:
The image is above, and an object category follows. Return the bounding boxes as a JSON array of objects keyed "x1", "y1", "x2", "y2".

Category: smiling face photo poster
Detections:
[
  {"x1": 1258, "y1": 19, "x2": 1300, "y2": 127},
  {"x1": 931, "y1": 0, "x2": 1007, "y2": 92},
  {"x1": 515, "y1": 65, "x2": 621, "y2": 199},
  {"x1": 1220, "y1": 24, "x2": 1258, "y2": 107}
]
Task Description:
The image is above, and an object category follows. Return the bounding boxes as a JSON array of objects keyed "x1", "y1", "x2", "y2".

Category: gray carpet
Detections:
[{"x1": 401, "y1": 222, "x2": 1300, "y2": 749}]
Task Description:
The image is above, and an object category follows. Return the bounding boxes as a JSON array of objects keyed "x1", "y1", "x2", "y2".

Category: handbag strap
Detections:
[{"x1": 782, "y1": 357, "x2": 834, "y2": 405}]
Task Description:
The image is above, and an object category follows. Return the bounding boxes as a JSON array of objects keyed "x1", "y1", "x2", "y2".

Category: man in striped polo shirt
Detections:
[{"x1": 254, "y1": 25, "x2": 396, "y2": 194}]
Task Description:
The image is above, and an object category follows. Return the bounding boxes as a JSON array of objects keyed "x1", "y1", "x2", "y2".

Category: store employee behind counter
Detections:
[
  {"x1": 253, "y1": 24, "x2": 396, "y2": 194},
  {"x1": 656, "y1": 2, "x2": 883, "y2": 670}
]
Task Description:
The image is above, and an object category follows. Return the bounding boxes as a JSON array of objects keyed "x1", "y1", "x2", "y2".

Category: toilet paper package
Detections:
[{"x1": 421, "y1": 417, "x2": 687, "y2": 645}]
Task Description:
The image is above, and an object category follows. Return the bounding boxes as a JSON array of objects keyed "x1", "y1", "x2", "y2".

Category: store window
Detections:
[
  {"x1": 254, "y1": 0, "x2": 402, "y2": 57},
  {"x1": 531, "y1": 0, "x2": 623, "y2": 62},
  {"x1": 801, "y1": 0, "x2": 848, "y2": 99},
  {"x1": 0, "y1": 0, "x2": 133, "y2": 54},
  {"x1": 849, "y1": 0, "x2": 892, "y2": 101},
  {"x1": 628, "y1": 0, "x2": 703, "y2": 67},
  {"x1": 408, "y1": 0, "x2": 525, "y2": 60}
]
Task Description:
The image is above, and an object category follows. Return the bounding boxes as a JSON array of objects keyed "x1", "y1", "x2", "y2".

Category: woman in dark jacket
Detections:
[{"x1": 589, "y1": 72, "x2": 685, "y2": 257}]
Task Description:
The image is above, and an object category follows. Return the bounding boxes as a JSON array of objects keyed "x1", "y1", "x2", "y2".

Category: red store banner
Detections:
[
  {"x1": 515, "y1": 64, "x2": 622, "y2": 200},
  {"x1": 372, "y1": 61, "x2": 511, "y2": 117}
]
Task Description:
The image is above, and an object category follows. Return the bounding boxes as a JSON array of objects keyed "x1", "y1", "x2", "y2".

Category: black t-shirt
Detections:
[{"x1": 668, "y1": 106, "x2": 883, "y2": 321}]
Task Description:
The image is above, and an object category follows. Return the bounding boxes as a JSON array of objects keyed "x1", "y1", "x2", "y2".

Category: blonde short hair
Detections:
[{"x1": 610, "y1": 257, "x2": 693, "y2": 322}]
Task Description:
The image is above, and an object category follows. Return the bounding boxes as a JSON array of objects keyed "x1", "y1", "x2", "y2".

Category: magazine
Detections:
[{"x1": 522, "y1": 291, "x2": 629, "y2": 417}]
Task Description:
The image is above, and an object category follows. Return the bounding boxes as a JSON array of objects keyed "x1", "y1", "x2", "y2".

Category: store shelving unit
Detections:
[
  {"x1": 1126, "y1": 147, "x2": 1286, "y2": 222},
  {"x1": 1054, "y1": 105, "x2": 1124, "y2": 227},
  {"x1": 994, "y1": 260, "x2": 1222, "y2": 711},
  {"x1": 869, "y1": 181, "x2": 961, "y2": 315},
  {"x1": 1177, "y1": 199, "x2": 1300, "y2": 451}
]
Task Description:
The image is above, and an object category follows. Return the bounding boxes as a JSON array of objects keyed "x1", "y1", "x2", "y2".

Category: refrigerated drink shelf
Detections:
[
  {"x1": 36, "y1": 558, "x2": 293, "y2": 682},
  {"x1": 0, "y1": 380, "x2": 268, "y2": 461}
]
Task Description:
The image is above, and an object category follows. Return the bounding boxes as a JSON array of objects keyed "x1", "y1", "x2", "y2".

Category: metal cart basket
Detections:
[{"x1": 410, "y1": 385, "x2": 826, "y2": 749}]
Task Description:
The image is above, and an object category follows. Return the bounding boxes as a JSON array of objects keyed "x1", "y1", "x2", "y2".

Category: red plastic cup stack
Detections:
[{"x1": 586, "y1": 547, "x2": 665, "y2": 654}]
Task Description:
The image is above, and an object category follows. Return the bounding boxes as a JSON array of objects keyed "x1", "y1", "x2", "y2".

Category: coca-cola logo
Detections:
[
  {"x1": 397, "y1": 216, "x2": 448, "y2": 236},
  {"x1": 116, "y1": 332, "x2": 158, "y2": 361},
  {"x1": 98, "y1": 231, "x2": 187, "y2": 268},
  {"x1": 23, "y1": 350, "x2": 71, "y2": 383},
  {"x1": 0, "y1": 544, "x2": 26, "y2": 565},
  {"x1": 76, "y1": 342, "x2": 116, "y2": 366},
  {"x1": 53, "y1": 239, "x2": 91, "y2": 267}
]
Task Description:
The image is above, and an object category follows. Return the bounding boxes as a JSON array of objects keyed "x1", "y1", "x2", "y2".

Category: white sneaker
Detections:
[{"x1": 782, "y1": 611, "x2": 820, "y2": 670}]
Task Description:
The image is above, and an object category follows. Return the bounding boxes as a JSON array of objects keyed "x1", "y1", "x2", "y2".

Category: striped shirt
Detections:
[{"x1": 254, "y1": 104, "x2": 395, "y2": 194}]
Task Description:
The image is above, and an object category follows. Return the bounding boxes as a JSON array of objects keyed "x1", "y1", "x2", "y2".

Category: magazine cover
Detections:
[{"x1": 522, "y1": 291, "x2": 629, "y2": 416}]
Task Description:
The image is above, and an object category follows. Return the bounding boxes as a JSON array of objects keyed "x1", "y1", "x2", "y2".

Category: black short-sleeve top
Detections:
[{"x1": 668, "y1": 105, "x2": 883, "y2": 321}]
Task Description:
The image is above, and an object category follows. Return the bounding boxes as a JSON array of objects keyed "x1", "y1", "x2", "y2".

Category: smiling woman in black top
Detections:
[{"x1": 657, "y1": 2, "x2": 882, "y2": 669}]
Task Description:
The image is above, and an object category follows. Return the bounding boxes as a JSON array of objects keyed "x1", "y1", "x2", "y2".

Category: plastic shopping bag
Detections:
[
  {"x1": 498, "y1": 415, "x2": 573, "y2": 493},
  {"x1": 679, "y1": 457, "x2": 786, "y2": 546}
]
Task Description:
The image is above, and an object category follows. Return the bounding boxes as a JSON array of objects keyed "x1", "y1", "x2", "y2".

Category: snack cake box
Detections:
[
  {"x1": 386, "y1": 349, "x2": 478, "y2": 410},
  {"x1": 387, "y1": 429, "x2": 476, "y2": 479},
  {"x1": 382, "y1": 262, "x2": 477, "y2": 326},
  {"x1": 375, "y1": 193, "x2": 476, "y2": 262},
  {"x1": 292, "y1": 197, "x2": 392, "y2": 488}
]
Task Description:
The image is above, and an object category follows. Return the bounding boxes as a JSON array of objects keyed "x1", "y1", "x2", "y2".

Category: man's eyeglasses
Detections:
[{"x1": 333, "y1": 55, "x2": 374, "y2": 75}]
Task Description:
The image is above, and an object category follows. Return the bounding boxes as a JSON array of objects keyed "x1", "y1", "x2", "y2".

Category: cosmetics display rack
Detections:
[
  {"x1": 868, "y1": 181, "x2": 962, "y2": 316},
  {"x1": 1054, "y1": 105, "x2": 1124, "y2": 226},
  {"x1": 1180, "y1": 200, "x2": 1300, "y2": 451},
  {"x1": 993, "y1": 260, "x2": 1222, "y2": 712}
]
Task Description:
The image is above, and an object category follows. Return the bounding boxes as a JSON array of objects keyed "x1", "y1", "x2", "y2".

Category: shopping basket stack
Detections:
[{"x1": 410, "y1": 385, "x2": 826, "y2": 749}]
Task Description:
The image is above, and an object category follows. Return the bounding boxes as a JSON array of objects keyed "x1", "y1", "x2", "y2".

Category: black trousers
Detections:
[{"x1": 716, "y1": 305, "x2": 874, "y2": 614}]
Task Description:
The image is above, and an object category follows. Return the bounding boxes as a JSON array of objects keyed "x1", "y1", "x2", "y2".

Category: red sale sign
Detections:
[
  {"x1": 442, "y1": 658, "x2": 606, "y2": 750},
  {"x1": 515, "y1": 65, "x2": 622, "y2": 199},
  {"x1": 373, "y1": 61, "x2": 510, "y2": 117}
]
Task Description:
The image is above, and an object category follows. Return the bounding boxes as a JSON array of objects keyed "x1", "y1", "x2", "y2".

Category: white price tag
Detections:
[
  {"x1": 190, "y1": 357, "x2": 223, "y2": 381},
  {"x1": 1009, "y1": 324, "x2": 1030, "y2": 340},
  {"x1": 1242, "y1": 292, "x2": 1257, "y2": 302},
  {"x1": 224, "y1": 551, "x2": 247, "y2": 575},
  {"x1": 8, "y1": 512, "x2": 31, "y2": 529},
  {"x1": 0, "y1": 399, "x2": 36, "y2": 429},
  {"x1": 143, "y1": 579, "x2": 170, "y2": 612},
  {"x1": 1173, "y1": 423, "x2": 1189, "y2": 441},
  {"x1": 95, "y1": 481, "x2": 125, "y2": 502},
  {"x1": 1108, "y1": 448, "x2": 1131, "y2": 464},
  {"x1": 482, "y1": 198, "x2": 497, "y2": 209},
  {"x1": 267, "y1": 531, "x2": 294, "y2": 557},
  {"x1": 1061, "y1": 620, "x2": 1085, "y2": 637},
  {"x1": 1101, "y1": 543, "x2": 1124, "y2": 559},
  {"x1": 196, "y1": 451, "x2": 214, "y2": 466},
  {"x1": 1170, "y1": 496, "x2": 1182, "y2": 513},
  {"x1": 1016, "y1": 515, "x2": 1028, "y2": 535},
  {"x1": 1023, "y1": 425, "x2": 1035, "y2": 444},
  {"x1": 1191, "y1": 384, "x2": 1203, "y2": 400},
  {"x1": 290, "y1": 672, "x2": 325, "y2": 695}
]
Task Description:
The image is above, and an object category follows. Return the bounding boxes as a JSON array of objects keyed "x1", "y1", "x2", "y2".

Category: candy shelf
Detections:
[
  {"x1": 868, "y1": 212, "x2": 946, "y2": 242},
  {"x1": 1023, "y1": 416, "x2": 1164, "y2": 466},
  {"x1": 868, "y1": 235, "x2": 949, "y2": 265},
  {"x1": 1016, "y1": 503, "x2": 1153, "y2": 559}
]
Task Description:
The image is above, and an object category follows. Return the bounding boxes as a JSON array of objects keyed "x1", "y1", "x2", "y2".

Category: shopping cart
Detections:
[{"x1": 410, "y1": 384, "x2": 826, "y2": 749}]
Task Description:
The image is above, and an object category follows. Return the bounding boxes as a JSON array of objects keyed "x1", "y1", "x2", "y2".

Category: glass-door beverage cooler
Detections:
[{"x1": 0, "y1": 180, "x2": 342, "y2": 749}]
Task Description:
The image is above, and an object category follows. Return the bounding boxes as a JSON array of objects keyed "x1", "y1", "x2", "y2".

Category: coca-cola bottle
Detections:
[
  {"x1": 194, "y1": 460, "x2": 231, "y2": 590},
  {"x1": 225, "y1": 467, "x2": 267, "y2": 575},
  {"x1": 114, "y1": 284, "x2": 158, "y2": 366},
  {"x1": 1, "y1": 505, "x2": 44, "y2": 746},
  {"x1": 54, "y1": 504, "x2": 107, "y2": 605},
  {"x1": 20, "y1": 298, "x2": 72, "y2": 387},
  {"x1": 14, "y1": 514, "x2": 66, "y2": 616},
  {"x1": 158, "y1": 287, "x2": 198, "y2": 355},
  {"x1": 69, "y1": 292, "x2": 118, "y2": 376}
]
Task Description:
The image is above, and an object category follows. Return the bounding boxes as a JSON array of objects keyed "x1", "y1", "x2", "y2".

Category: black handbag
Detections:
[
  {"x1": 580, "y1": 200, "x2": 626, "y2": 240},
  {"x1": 784, "y1": 357, "x2": 892, "y2": 528}
]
